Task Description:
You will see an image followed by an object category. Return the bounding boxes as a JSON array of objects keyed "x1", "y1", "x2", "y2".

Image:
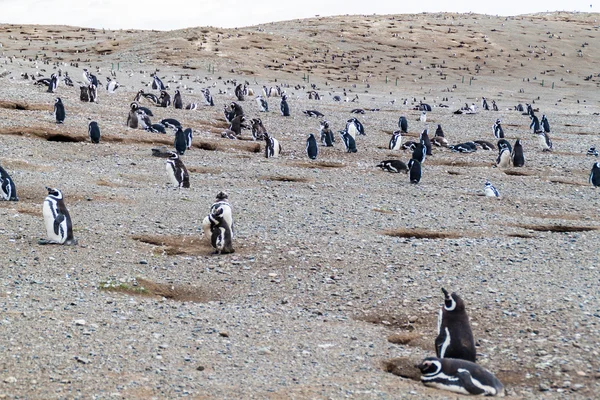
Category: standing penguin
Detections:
[
  {"x1": 209, "y1": 207, "x2": 235, "y2": 254},
  {"x1": 264, "y1": 132, "x2": 282, "y2": 158},
  {"x1": 420, "y1": 128, "x2": 432, "y2": 156},
  {"x1": 541, "y1": 114, "x2": 551, "y2": 133},
  {"x1": 159, "y1": 90, "x2": 171, "y2": 107},
  {"x1": 435, "y1": 124, "x2": 444, "y2": 138},
  {"x1": 306, "y1": 134, "x2": 318, "y2": 160},
  {"x1": 202, "y1": 191, "x2": 234, "y2": 242},
  {"x1": 408, "y1": 159, "x2": 422, "y2": 184},
  {"x1": 512, "y1": 139, "x2": 525, "y2": 167},
  {"x1": 484, "y1": 180, "x2": 500, "y2": 197},
  {"x1": 127, "y1": 102, "x2": 139, "y2": 129},
  {"x1": 320, "y1": 120, "x2": 334, "y2": 147},
  {"x1": 497, "y1": 139, "x2": 512, "y2": 154},
  {"x1": 152, "y1": 74, "x2": 165, "y2": 90},
  {"x1": 435, "y1": 288, "x2": 476, "y2": 362},
  {"x1": 0, "y1": 165, "x2": 18, "y2": 201},
  {"x1": 48, "y1": 73, "x2": 58, "y2": 93},
  {"x1": 54, "y1": 98, "x2": 65, "y2": 124},
  {"x1": 88, "y1": 121, "x2": 101, "y2": 143},
  {"x1": 492, "y1": 119, "x2": 504, "y2": 139},
  {"x1": 250, "y1": 118, "x2": 267, "y2": 141},
  {"x1": 340, "y1": 130, "x2": 357, "y2": 153},
  {"x1": 184, "y1": 128, "x2": 193, "y2": 149},
  {"x1": 419, "y1": 111, "x2": 427, "y2": 123},
  {"x1": 280, "y1": 94, "x2": 290, "y2": 116},
  {"x1": 165, "y1": 151, "x2": 190, "y2": 188},
  {"x1": 530, "y1": 114, "x2": 542, "y2": 133},
  {"x1": 346, "y1": 118, "x2": 365, "y2": 137},
  {"x1": 417, "y1": 357, "x2": 504, "y2": 397},
  {"x1": 590, "y1": 162, "x2": 600, "y2": 187},
  {"x1": 39, "y1": 187, "x2": 76, "y2": 245},
  {"x1": 538, "y1": 132, "x2": 553, "y2": 152},
  {"x1": 496, "y1": 148, "x2": 511, "y2": 168},
  {"x1": 256, "y1": 95, "x2": 268, "y2": 112},
  {"x1": 398, "y1": 116, "x2": 408, "y2": 133},
  {"x1": 482, "y1": 97, "x2": 489, "y2": 111},
  {"x1": 173, "y1": 90, "x2": 183, "y2": 109},
  {"x1": 389, "y1": 131, "x2": 402, "y2": 150},
  {"x1": 174, "y1": 127, "x2": 187, "y2": 155},
  {"x1": 412, "y1": 140, "x2": 427, "y2": 164}
]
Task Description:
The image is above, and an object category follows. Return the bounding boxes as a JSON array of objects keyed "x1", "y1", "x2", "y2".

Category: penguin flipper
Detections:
[
  {"x1": 434, "y1": 334, "x2": 444, "y2": 358},
  {"x1": 53, "y1": 214, "x2": 66, "y2": 236},
  {"x1": 456, "y1": 369, "x2": 486, "y2": 395}
]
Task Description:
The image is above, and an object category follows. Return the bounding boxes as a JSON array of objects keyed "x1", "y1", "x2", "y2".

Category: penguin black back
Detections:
[
  {"x1": 88, "y1": 121, "x2": 101, "y2": 143},
  {"x1": 407, "y1": 159, "x2": 421, "y2": 183},
  {"x1": 0, "y1": 165, "x2": 18, "y2": 201},
  {"x1": 590, "y1": 162, "x2": 600, "y2": 187},
  {"x1": 435, "y1": 287, "x2": 476, "y2": 362},
  {"x1": 398, "y1": 116, "x2": 408, "y2": 133},
  {"x1": 54, "y1": 98, "x2": 65, "y2": 124},
  {"x1": 306, "y1": 134, "x2": 318, "y2": 159},
  {"x1": 280, "y1": 95, "x2": 290, "y2": 116},
  {"x1": 412, "y1": 141, "x2": 427, "y2": 163},
  {"x1": 420, "y1": 129, "x2": 432, "y2": 156},
  {"x1": 174, "y1": 127, "x2": 187, "y2": 155},
  {"x1": 512, "y1": 139, "x2": 525, "y2": 167}
]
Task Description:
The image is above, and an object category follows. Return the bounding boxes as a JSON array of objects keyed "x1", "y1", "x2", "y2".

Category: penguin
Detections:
[
  {"x1": 512, "y1": 139, "x2": 525, "y2": 167},
  {"x1": 398, "y1": 116, "x2": 408, "y2": 133},
  {"x1": 303, "y1": 110, "x2": 325, "y2": 118},
  {"x1": 541, "y1": 114, "x2": 551, "y2": 133},
  {"x1": 435, "y1": 124, "x2": 444, "y2": 137},
  {"x1": 530, "y1": 114, "x2": 542, "y2": 133},
  {"x1": 435, "y1": 287, "x2": 476, "y2": 362},
  {"x1": 493, "y1": 119, "x2": 504, "y2": 139},
  {"x1": 482, "y1": 97, "x2": 489, "y2": 111},
  {"x1": 159, "y1": 90, "x2": 171, "y2": 107},
  {"x1": 484, "y1": 180, "x2": 500, "y2": 197},
  {"x1": 587, "y1": 146, "x2": 599, "y2": 157},
  {"x1": 412, "y1": 140, "x2": 427, "y2": 163},
  {"x1": 48, "y1": 73, "x2": 58, "y2": 93},
  {"x1": 419, "y1": 102, "x2": 432, "y2": 112},
  {"x1": 152, "y1": 74, "x2": 165, "y2": 90},
  {"x1": 234, "y1": 84, "x2": 245, "y2": 101},
  {"x1": 135, "y1": 90, "x2": 160, "y2": 105},
  {"x1": 492, "y1": 100, "x2": 498, "y2": 111},
  {"x1": 256, "y1": 95, "x2": 268, "y2": 112},
  {"x1": 231, "y1": 102, "x2": 244, "y2": 118},
  {"x1": 201, "y1": 88, "x2": 214, "y2": 106},
  {"x1": 88, "y1": 121, "x2": 100, "y2": 143},
  {"x1": 174, "y1": 127, "x2": 187, "y2": 155},
  {"x1": 165, "y1": 151, "x2": 189, "y2": 188},
  {"x1": 229, "y1": 115, "x2": 246, "y2": 136},
  {"x1": 146, "y1": 124, "x2": 167, "y2": 134},
  {"x1": 184, "y1": 128, "x2": 193, "y2": 149},
  {"x1": 350, "y1": 108, "x2": 365, "y2": 114},
  {"x1": 280, "y1": 94, "x2": 290, "y2": 116},
  {"x1": 209, "y1": 209, "x2": 235, "y2": 255},
  {"x1": 137, "y1": 110, "x2": 152, "y2": 130},
  {"x1": 497, "y1": 139, "x2": 512, "y2": 154},
  {"x1": 420, "y1": 128, "x2": 432, "y2": 156},
  {"x1": 54, "y1": 98, "x2": 65, "y2": 124},
  {"x1": 173, "y1": 90, "x2": 183, "y2": 109},
  {"x1": 417, "y1": 357, "x2": 504, "y2": 397},
  {"x1": 264, "y1": 132, "x2": 282, "y2": 158},
  {"x1": 376, "y1": 160, "x2": 407, "y2": 173},
  {"x1": 306, "y1": 134, "x2": 318, "y2": 160},
  {"x1": 496, "y1": 148, "x2": 511, "y2": 167},
  {"x1": 0, "y1": 165, "x2": 18, "y2": 201},
  {"x1": 473, "y1": 140, "x2": 495, "y2": 150},
  {"x1": 402, "y1": 141, "x2": 418, "y2": 151},
  {"x1": 449, "y1": 142, "x2": 477, "y2": 153},
  {"x1": 407, "y1": 159, "x2": 422, "y2": 184},
  {"x1": 160, "y1": 119, "x2": 181, "y2": 131},
  {"x1": 340, "y1": 130, "x2": 357, "y2": 153},
  {"x1": 432, "y1": 136, "x2": 448, "y2": 147},
  {"x1": 88, "y1": 84, "x2": 97, "y2": 103},
  {"x1": 80, "y1": 86, "x2": 90, "y2": 102},
  {"x1": 250, "y1": 118, "x2": 267, "y2": 141},
  {"x1": 127, "y1": 102, "x2": 139, "y2": 129},
  {"x1": 202, "y1": 192, "x2": 234, "y2": 243},
  {"x1": 185, "y1": 103, "x2": 198, "y2": 110},
  {"x1": 590, "y1": 162, "x2": 600, "y2": 187},
  {"x1": 39, "y1": 187, "x2": 77, "y2": 245},
  {"x1": 320, "y1": 120, "x2": 334, "y2": 147},
  {"x1": 134, "y1": 103, "x2": 153, "y2": 116},
  {"x1": 106, "y1": 77, "x2": 119, "y2": 93},
  {"x1": 346, "y1": 118, "x2": 365, "y2": 138},
  {"x1": 419, "y1": 111, "x2": 427, "y2": 123},
  {"x1": 389, "y1": 131, "x2": 402, "y2": 150},
  {"x1": 538, "y1": 132, "x2": 553, "y2": 151}
]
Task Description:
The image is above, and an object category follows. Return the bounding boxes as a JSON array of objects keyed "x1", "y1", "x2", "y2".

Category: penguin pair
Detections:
[
  {"x1": 432, "y1": 125, "x2": 448, "y2": 147},
  {"x1": 202, "y1": 192, "x2": 235, "y2": 254},
  {"x1": 0, "y1": 165, "x2": 18, "y2": 201},
  {"x1": 39, "y1": 187, "x2": 77, "y2": 245}
]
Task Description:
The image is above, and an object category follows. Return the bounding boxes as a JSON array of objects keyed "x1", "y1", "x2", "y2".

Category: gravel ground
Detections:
[{"x1": 1, "y1": 13, "x2": 600, "y2": 399}]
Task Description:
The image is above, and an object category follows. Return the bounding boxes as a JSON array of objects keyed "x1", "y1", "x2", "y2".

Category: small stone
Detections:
[
  {"x1": 576, "y1": 370, "x2": 586, "y2": 377},
  {"x1": 196, "y1": 366, "x2": 205, "y2": 371},
  {"x1": 572, "y1": 384, "x2": 585, "y2": 391},
  {"x1": 3, "y1": 376, "x2": 17, "y2": 384},
  {"x1": 140, "y1": 260, "x2": 148, "y2": 265},
  {"x1": 219, "y1": 332, "x2": 229, "y2": 338},
  {"x1": 539, "y1": 382, "x2": 550, "y2": 392},
  {"x1": 74, "y1": 319, "x2": 86, "y2": 326},
  {"x1": 75, "y1": 356, "x2": 90, "y2": 364},
  {"x1": 408, "y1": 316, "x2": 418, "y2": 323},
  {"x1": 257, "y1": 347, "x2": 272, "y2": 355}
]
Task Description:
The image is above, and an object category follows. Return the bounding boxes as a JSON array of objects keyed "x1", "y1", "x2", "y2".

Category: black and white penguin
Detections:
[
  {"x1": 135, "y1": 90, "x2": 160, "y2": 105},
  {"x1": 412, "y1": 140, "x2": 427, "y2": 163},
  {"x1": 530, "y1": 114, "x2": 542, "y2": 133},
  {"x1": 346, "y1": 118, "x2": 365, "y2": 138},
  {"x1": 235, "y1": 84, "x2": 245, "y2": 101},
  {"x1": 165, "y1": 151, "x2": 189, "y2": 188},
  {"x1": 340, "y1": 130, "x2": 357, "y2": 153},
  {"x1": 229, "y1": 115, "x2": 246, "y2": 136},
  {"x1": 419, "y1": 102, "x2": 432, "y2": 112},
  {"x1": 497, "y1": 139, "x2": 512, "y2": 154},
  {"x1": 280, "y1": 94, "x2": 290, "y2": 116},
  {"x1": 408, "y1": 159, "x2": 422, "y2": 184},
  {"x1": 484, "y1": 180, "x2": 500, "y2": 197},
  {"x1": 303, "y1": 110, "x2": 324, "y2": 118},
  {"x1": 54, "y1": 98, "x2": 65, "y2": 124},
  {"x1": 88, "y1": 121, "x2": 100, "y2": 143},
  {"x1": 419, "y1": 111, "x2": 427, "y2": 123},
  {"x1": 83, "y1": 69, "x2": 99, "y2": 87},
  {"x1": 473, "y1": 140, "x2": 495, "y2": 150},
  {"x1": 210, "y1": 209, "x2": 235, "y2": 254},
  {"x1": 538, "y1": 132, "x2": 553, "y2": 151},
  {"x1": 250, "y1": 118, "x2": 267, "y2": 141},
  {"x1": 389, "y1": 131, "x2": 402, "y2": 150},
  {"x1": 493, "y1": 119, "x2": 504, "y2": 139},
  {"x1": 201, "y1": 88, "x2": 214, "y2": 106},
  {"x1": 79, "y1": 85, "x2": 90, "y2": 102},
  {"x1": 541, "y1": 114, "x2": 551, "y2": 133},
  {"x1": 320, "y1": 120, "x2": 334, "y2": 147},
  {"x1": 264, "y1": 132, "x2": 282, "y2": 158},
  {"x1": 0, "y1": 165, "x2": 18, "y2": 201},
  {"x1": 377, "y1": 160, "x2": 407, "y2": 173},
  {"x1": 106, "y1": 77, "x2": 119, "y2": 93},
  {"x1": 146, "y1": 123, "x2": 167, "y2": 134},
  {"x1": 512, "y1": 139, "x2": 525, "y2": 167},
  {"x1": 417, "y1": 357, "x2": 504, "y2": 397},
  {"x1": 127, "y1": 103, "x2": 139, "y2": 128},
  {"x1": 185, "y1": 102, "x2": 198, "y2": 110},
  {"x1": 48, "y1": 73, "x2": 58, "y2": 93},
  {"x1": 306, "y1": 134, "x2": 318, "y2": 159},
  {"x1": 402, "y1": 141, "x2": 418, "y2": 151},
  {"x1": 497, "y1": 148, "x2": 511, "y2": 167},
  {"x1": 184, "y1": 128, "x2": 193, "y2": 149},
  {"x1": 435, "y1": 287, "x2": 476, "y2": 362},
  {"x1": 135, "y1": 104, "x2": 153, "y2": 116},
  {"x1": 449, "y1": 142, "x2": 476, "y2": 153},
  {"x1": 159, "y1": 90, "x2": 171, "y2": 108},
  {"x1": 587, "y1": 146, "x2": 599, "y2": 157},
  {"x1": 137, "y1": 110, "x2": 152, "y2": 130},
  {"x1": 482, "y1": 97, "x2": 489, "y2": 111},
  {"x1": 420, "y1": 128, "x2": 432, "y2": 156},
  {"x1": 435, "y1": 124, "x2": 444, "y2": 137},
  {"x1": 160, "y1": 118, "x2": 182, "y2": 130},
  {"x1": 174, "y1": 127, "x2": 187, "y2": 155},
  {"x1": 39, "y1": 187, "x2": 76, "y2": 245},
  {"x1": 590, "y1": 162, "x2": 600, "y2": 187},
  {"x1": 256, "y1": 95, "x2": 268, "y2": 112},
  {"x1": 398, "y1": 116, "x2": 408, "y2": 133},
  {"x1": 173, "y1": 90, "x2": 183, "y2": 109},
  {"x1": 152, "y1": 74, "x2": 165, "y2": 90},
  {"x1": 202, "y1": 192, "x2": 234, "y2": 243}
]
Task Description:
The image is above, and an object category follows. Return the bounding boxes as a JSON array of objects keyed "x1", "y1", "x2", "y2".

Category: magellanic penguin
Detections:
[
  {"x1": 250, "y1": 118, "x2": 267, "y2": 141},
  {"x1": 202, "y1": 191, "x2": 234, "y2": 244},
  {"x1": 152, "y1": 74, "x2": 166, "y2": 90},
  {"x1": 54, "y1": 98, "x2": 65, "y2": 124},
  {"x1": 436, "y1": 288, "x2": 476, "y2": 362},
  {"x1": 420, "y1": 128, "x2": 432, "y2": 156},
  {"x1": 88, "y1": 121, "x2": 101, "y2": 143},
  {"x1": 497, "y1": 139, "x2": 512, "y2": 154},
  {"x1": 303, "y1": 110, "x2": 324, "y2": 118},
  {"x1": 398, "y1": 116, "x2": 408, "y2": 133},
  {"x1": 184, "y1": 128, "x2": 193, "y2": 149},
  {"x1": 235, "y1": 83, "x2": 245, "y2": 101},
  {"x1": 280, "y1": 95, "x2": 290, "y2": 116},
  {"x1": 256, "y1": 95, "x2": 268, "y2": 112},
  {"x1": 210, "y1": 209, "x2": 235, "y2": 255},
  {"x1": 264, "y1": 132, "x2": 282, "y2": 158},
  {"x1": 412, "y1": 140, "x2": 427, "y2": 164},
  {"x1": 346, "y1": 118, "x2": 365, "y2": 138},
  {"x1": 174, "y1": 127, "x2": 187, "y2": 155},
  {"x1": 165, "y1": 151, "x2": 190, "y2": 188},
  {"x1": 538, "y1": 132, "x2": 553, "y2": 152},
  {"x1": 408, "y1": 159, "x2": 422, "y2": 184},
  {"x1": 389, "y1": 131, "x2": 402, "y2": 150},
  {"x1": 377, "y1": 160, "x2": 408, "y2": 173},
  {"x1": 173, "y1": 90, "x2": 183, "y2": 109},
  {"x1": 39, "y1": 187, "x2": 77, "y2": 245},
  {"x1": 0, "y1": 165, "x2": 18, "y2": 201},
  {"x1": 435, "y1": 124, "x2": 444, "y2": 138},
  {"x1": 417, "y1": 357, "x2": 504, "y2": 397},
  {"x1": 306, "y1": 134, "x2": 318, "y2": 160},
  {"x1": 493, "y1": 119, "x2": 504, "y2": 139},
  {"x1": 484, "y1": 180, "x2": 500, "y2": 197},
  {"x1": 419, "y1": 111, "x2": 427, "y2": 123},
  {"x1": 590, "y1": 162, "x2": 600, "y2": 187},
  {"x1": 159, "y1": 90, "x2": 171, "y2": 108},
  {"x1": 127, "y1": 102, "x2": 139, "y2": 129},
  {"x1": 587, "y1": 146, "x2": 599, "y2": 157},
  {"x1": 541, "y1": 114, "x2": 551, "y2": 133},
  {"x1": 320, "y1": 120, "x2": 334, "y2": 147},
  {"x1": 511, "y1": 139, "x2": 525, "y2": 167},
  {"x1": 530, "y1": 114, "x2": 542, "y2": 133},
  {"x1": 496, "y1": 148, "x2": 511, "y2": 168},
  {"x1": 340, "y1": 130, "x2": 357, "y2": 153}
]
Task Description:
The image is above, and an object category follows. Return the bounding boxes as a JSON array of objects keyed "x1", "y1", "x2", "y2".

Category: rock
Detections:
[
  {"x1": 219, "y1": 332, "x2": 229, "y2": 338},
  {"x1": 75, "y1": 356, "x2": 90, "y2": 364},
  {"x1": 257, "y1": 347, "x2": 272, "y2": 355},
  {"x1": 3, "y1": 376, "x2": 17, "y2": 384},
  {"x1": 539, "y1": 382, "x2": 550, "y2": 392},
  {"x1": 74, "y1": 319, "x2": 86, "y2": 326},
  {"x1": 196, "y1": 366, "x2": 205, "y2": 371}
]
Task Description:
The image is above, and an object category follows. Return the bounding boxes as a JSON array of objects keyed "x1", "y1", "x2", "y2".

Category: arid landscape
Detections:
[{"x1": 0, "y1": 11, "x2": 599, "y2": 398}]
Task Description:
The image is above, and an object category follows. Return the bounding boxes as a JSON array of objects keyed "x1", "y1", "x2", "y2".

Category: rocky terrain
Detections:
[{"x1": 0, "y1": 12, "x2": 599, "y2": 399}]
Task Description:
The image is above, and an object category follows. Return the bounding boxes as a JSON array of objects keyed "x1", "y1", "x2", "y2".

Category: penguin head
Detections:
[
  {"x1": 441, "y1": 287, "x2": 465, "y2": 312},
  {"x1": 215, "y1": 191, "x2": 229, "y2": 201},
  {"x1": 167, "y1": 151, "x2": 179, "y2": 160},
  {"x1": 130, "y1": 102, "x2": 138, "y2": 110},
  {"x1": 55, "y1": 97, "x2": 62, "y2": 104},
  {"x1": 416, "y1": 357, "x2": 442, "y2": 376},
  {"x1": 45, "y1": 187, "x2": 63, "y2": 199}
]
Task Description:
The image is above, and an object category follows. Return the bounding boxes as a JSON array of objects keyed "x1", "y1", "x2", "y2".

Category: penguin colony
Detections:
[{"x1": 4, "y1": 51, "x2": 596, "y2": 397}]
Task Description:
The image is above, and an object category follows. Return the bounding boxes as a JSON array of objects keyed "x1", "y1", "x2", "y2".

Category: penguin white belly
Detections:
[
  {"x1": 42, "y1": 200, "x2": 65, "y2": 243},
  {"x1": 425, "y1": 381, "x2": 470, "y2": 396},
  {"x1": 347, "y1": 125, "x2": 358, "y2": 139},
  {"x1": 484, "y1": 187, "x2": 497, "y2": 197},
  {"x1": 165, "y1": 163, "x2": 179, "y2": 187},
  {"x1": 272, "y1": 138, "x2": 281, "y2": 157},
  {"x1": 439, "y1": 327, "x2": 451, "y2": 358},
  {"x1": 202, "y1": 215, "x2": 212, "y2": 243}
]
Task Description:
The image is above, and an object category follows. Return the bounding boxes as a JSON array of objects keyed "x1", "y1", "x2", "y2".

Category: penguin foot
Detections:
[
  {"x1": 64, "y1": 239, "x2": 78, "y2": 246},
  {"x1": 38, "y1": 239, "x2": 60, "y2": 245}
]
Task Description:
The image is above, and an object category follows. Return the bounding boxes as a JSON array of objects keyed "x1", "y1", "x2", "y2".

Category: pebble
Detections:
[
  {"x1": 257, "y1": 347, "x2": 272, "y2": 355},
  {"x1": 539, "y1": 382, "x2": 550, "y2": 391},
  {"x1": 75, "y1": 356, "x2": 90, "y2": 364},
  {"x1": 3, "y1": 376, "x2": 17, "y2": 384},
  {"x1": 74, "y1": 319, "x2": 86, "y2": 326}
]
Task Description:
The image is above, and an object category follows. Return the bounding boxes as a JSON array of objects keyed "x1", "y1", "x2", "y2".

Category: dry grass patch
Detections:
[
  {"x1": 131, "y1": 234, "x2": 211, "y2": 255},
  {"x1": 294, "y1": 161, "x2": 345, "y2": 169},
  {"x1": 188, "y1": 166, "x2": 224, "y2": 174},
  {"x1": 0, "y1": 126, "x2": 86, "y2": 142},
  {"x1": 260, "y1": 175, "x2": 311, "y2": 183},
  {"x1": 382, "y1": 228, "x2": 466, "y2": 239},
  {"x1": 387, "y1": 332, "x2": 422, "y2": 345},
  {"x1": 383, "y1": 357, "x2": 422, "y2": 381},
  {"x1": 549, "y1": 178, "x2": 588, "y2": 186},
  {"x1": 516, "y1": 224, "x2": 597, "y2": 233},
  {"x1": 99, "y1": 277, "x2": 217, "y2": 303},
  {"x1": 504, "y1": 169, "x2": 534, "y2": 176},
  {"x1": 0, "y1": 100, "x2": 49, "y2": 111},
  {"x1": 373, "y1": 208, "x2": 396, "y2": 214},
  {"x1": 427, "y1": 159, "x2": 491, "y2": 168}
]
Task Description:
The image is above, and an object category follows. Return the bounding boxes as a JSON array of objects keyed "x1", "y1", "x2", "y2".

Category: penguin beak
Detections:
[{"x1": 441, "y1": 287, "x2": 449, "y2": 298}]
